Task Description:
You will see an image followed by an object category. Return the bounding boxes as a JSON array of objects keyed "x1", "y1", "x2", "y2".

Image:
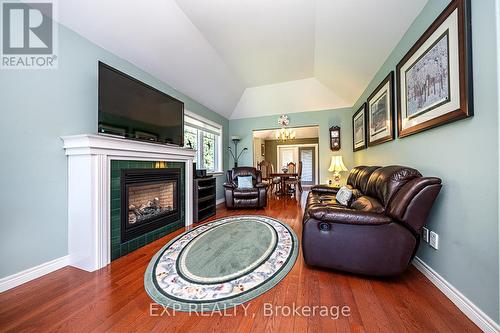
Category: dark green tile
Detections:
[{"x1": 110, "y1": 160, "x2": 185, "y2": 260}]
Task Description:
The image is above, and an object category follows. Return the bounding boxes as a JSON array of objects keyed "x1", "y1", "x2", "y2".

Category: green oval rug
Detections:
[{"x1": 144, "y1": 215, "x2": 298, "y2": 312}]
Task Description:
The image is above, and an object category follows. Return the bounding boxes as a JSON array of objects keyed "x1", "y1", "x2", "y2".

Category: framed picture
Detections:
[
  {"x1": 261, "y1": 143, "x2": 265, "y2": 156},
  {"x1": 367, "y1": 72, "x2": 394, "y2": 146},
  {"x1": 352, "y1": 103, "x2": 367, "y2": 151},
  {"x1": 396, "y1": 0, "x2": 473, "y2": 138}
]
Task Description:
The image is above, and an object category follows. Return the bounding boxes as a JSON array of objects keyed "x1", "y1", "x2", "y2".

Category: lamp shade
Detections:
[{"x1": 328, "y1": 156, "x2": 348, "y2": 173}]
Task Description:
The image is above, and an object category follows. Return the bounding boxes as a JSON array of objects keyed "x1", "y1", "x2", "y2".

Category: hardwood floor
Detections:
[{"x1": 0, "y1": 192, "x2": 480, "y2": 332}]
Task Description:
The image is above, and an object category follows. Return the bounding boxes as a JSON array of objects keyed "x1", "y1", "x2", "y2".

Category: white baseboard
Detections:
[
  {"x1": 413, "y1": 257, "x2": 500, "y2": 333},
  {"x1": 216, "y1": 198, "x2": 225, "y2": 206},
  {"x1": 0, "y1": 255, "x2": 70, "y2": 293}
]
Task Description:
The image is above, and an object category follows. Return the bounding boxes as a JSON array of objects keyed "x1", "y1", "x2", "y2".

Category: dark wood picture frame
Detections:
[
  {"x1": 396, "y1": 0, "x2": 473, "y2": 138},
  {"x1": 352, "y1": 103, "x2": 367, "y2": 152},
  {"x1": 367, "y1": 72, "x2": 395, "y2": 147}
]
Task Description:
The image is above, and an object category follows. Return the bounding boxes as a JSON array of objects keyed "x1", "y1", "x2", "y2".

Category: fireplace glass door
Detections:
[
  {"x1": 121, "y1": 168, "x2": 181, "y2": 242},
  {"x1": 127, "y1": 181, "x2": 177, "y2": 226}
]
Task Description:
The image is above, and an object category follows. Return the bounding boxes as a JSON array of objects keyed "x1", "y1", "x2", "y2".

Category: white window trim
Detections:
[{"x1": 184, "y1": 110, "x2": 223, "y2": 174}]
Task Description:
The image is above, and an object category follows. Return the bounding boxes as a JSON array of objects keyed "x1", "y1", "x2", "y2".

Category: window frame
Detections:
[{"x1": 184, "y1": 110, "x2": 223, "y2": 175}]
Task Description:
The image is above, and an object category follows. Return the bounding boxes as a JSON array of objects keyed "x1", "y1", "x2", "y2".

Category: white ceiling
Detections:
[
  {"x1": 232, "y1": 78, "x2": 348, "y2": 119},
  {"x1": 175, "y1": 0, "x2": 315, "y2": 87},
  {"x1": 314, "y1": 0, "x2": 431, "y2": 103},
  {"x1": 57, "y1": 0, "x2": 428, "y2": 119},
  {"x1": 253, "y1": 126, "x2": 319, "y2": 140}
]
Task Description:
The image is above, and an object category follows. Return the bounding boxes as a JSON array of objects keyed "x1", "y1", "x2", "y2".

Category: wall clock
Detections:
[{"x1": 329, "y1": 126, "x2": 341, "y2": 151}]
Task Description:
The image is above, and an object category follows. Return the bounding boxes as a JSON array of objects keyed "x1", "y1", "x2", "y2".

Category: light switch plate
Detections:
[
  {"x1": 422, "y1": 227, "x2": 429, "y2": 243},
  {"x1": 429, "y1": 231, "x2": 439, "y2": 250}
]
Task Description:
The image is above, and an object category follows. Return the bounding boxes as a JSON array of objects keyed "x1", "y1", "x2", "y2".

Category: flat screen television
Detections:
[{"x1": 98, "y1": 62, "x2": 184, "y2": 146}]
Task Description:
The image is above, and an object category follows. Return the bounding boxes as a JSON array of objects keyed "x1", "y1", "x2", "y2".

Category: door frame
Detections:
[{"x1": 277, "y1": 143, "x2": 319, "y2": 184}]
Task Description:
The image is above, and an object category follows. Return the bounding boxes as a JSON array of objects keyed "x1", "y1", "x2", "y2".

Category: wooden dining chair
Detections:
[
  {"x1": 257, "y1": 160, "x2": 278, "y2": 193},
  {"x1": 285, "y1": 161, "x2": 303, "y2": 193}
]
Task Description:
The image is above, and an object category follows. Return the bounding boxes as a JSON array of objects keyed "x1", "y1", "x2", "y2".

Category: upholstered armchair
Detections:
[{"x1": 224, "y1": 167, "x2": 268, "y2": 208}]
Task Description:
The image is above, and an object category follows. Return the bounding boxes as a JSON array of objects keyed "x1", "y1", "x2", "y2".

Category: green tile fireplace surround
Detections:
[{"x1": 110, "y1": 160, "x2": 185, "y2": 260}]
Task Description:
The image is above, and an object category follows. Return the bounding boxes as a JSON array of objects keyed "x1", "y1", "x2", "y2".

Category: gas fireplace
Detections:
[{"x1": 121, "y1": 168, "x2": 181, "y2": 243}]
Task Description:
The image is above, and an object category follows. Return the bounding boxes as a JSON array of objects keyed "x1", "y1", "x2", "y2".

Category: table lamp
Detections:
[{"x1": 328, "y1": 156, "x2": 348, "y2": 186}]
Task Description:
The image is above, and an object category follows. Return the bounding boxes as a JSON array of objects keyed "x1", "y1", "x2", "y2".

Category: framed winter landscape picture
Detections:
[
  {"x1": 367, "y1": 72, "x2": 394, "y2": 146},
  {"x1": 352, "y1": 103, "x2": 367, "y2": 151},
  {"x1": 396, "y1": 0, "x2": 473, "y2": 138}
]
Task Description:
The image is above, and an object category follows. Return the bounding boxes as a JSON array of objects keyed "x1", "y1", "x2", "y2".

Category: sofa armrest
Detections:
[
  {"x1": 223, "y1": 182, "x2": 236, "y2": 189},
  {"x1": 255, "y1": 183, "x2": 268, "y2": 188},
  {"x1": 307, "y1": 206, "x2": 391, "y2": 225},
  {"x1": 311, "y1": 185, "x2": 339, "y2": 195}
]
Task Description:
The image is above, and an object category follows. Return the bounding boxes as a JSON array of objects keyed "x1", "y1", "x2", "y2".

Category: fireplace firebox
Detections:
[{"x1": 121, "y1": 168, "x2": 181, "y2": 243}]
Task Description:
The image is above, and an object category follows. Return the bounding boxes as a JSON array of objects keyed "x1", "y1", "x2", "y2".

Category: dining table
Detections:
[{"x1": 270, "y1": 172, "x2": 299, "y2": 196}]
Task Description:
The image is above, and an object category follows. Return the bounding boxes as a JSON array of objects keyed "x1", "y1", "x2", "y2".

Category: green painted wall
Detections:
[
  {"x1": 351, "y1": 0, "x2": 499, "y2": 322},
  {"x1": 229, "y1": 108, "x2": 352, "y2": 185},
  {"x1": 264, "y1": 138, "x2": 319, "y2": 171},
  {"x1": 0, "y1": 24, "x2": 229, "y2": 278}
]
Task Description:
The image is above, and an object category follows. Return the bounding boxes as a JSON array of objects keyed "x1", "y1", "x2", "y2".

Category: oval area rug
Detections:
[{"x1": 144, "y1": 215, "x2": 298, "y2": 312}]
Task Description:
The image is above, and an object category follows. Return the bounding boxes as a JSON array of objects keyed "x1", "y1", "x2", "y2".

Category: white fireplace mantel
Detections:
[{"x1": 61, "y1": 134, "x2": 196, "y2": 272}]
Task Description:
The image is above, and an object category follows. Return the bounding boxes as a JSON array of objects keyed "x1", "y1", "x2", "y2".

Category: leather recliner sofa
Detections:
[
  {"x1": 224, "y1": 167, "x2": 268, "y2": 209},
  {"x1": 302, "y1": 165, "x2": 442, "y2": 276}
]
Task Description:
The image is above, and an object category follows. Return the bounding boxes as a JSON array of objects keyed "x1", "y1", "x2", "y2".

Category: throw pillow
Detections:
[
  {"x1": 237, "y1": 176, "x2": 254, "y2": 189},
  {"x1": 336, "y1": 186, "x2": 353, "y2": 206}
]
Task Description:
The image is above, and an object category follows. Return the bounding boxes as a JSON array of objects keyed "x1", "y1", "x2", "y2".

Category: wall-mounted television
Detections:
[{"x1": 98, "y1": 62, "x2": 184, "y2": 146}]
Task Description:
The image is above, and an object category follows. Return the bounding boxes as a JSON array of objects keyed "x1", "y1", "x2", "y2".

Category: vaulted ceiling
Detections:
[{"x1": 58, "y1": 0, "x2": 428, "y2": 119}]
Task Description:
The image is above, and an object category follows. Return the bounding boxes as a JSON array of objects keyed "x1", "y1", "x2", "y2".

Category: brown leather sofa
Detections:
[
  {"x1": 302, "y1": 165, "x2": 442, "y2": 276},
  {"x1": 224, "y1": 167, "x2": 268, "y2": 209}
]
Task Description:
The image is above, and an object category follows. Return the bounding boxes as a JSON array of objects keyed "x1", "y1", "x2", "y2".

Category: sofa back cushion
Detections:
[
  {"x1": 355, "y1": 166, "x2": 381, "y2": 193},
  {"x1": 347, "y1": 166, "x2": 366, "y2": 187},
  {"x1": 366, "y1": 166, "x2": 422, "y2": 207},
  {"x1": 230, "y1": 167, "x2": 260, "y2": 186}
]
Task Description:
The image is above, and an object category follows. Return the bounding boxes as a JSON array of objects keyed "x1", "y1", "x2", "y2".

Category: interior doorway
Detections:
[
  {"x1": 277, "y1": 144, "x2": 318, "y2": 185},
  {"x1": 253, "y1": 126, "x2": 319, "y2": 185}
]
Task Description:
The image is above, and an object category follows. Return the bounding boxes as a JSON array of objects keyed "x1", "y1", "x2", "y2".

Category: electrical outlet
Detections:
[
  {"x1": 422, "y1": 227, "x2": 429, "y2": 243},
  {"x1": 429, "y1": 231, "x2": 439, "y2": 250}
]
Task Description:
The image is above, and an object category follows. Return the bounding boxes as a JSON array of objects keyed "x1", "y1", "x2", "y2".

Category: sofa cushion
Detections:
[
  {"x1": 233, "y1": 188, "x2": 259, "y2": 199},
  {"x1": 335, "y1": 186, "x2": 353, "y2": 206},
  {"x1": 237, "y1": 176, "x2": 253, "y2": 189},
  {"x1": 351, "y1": 195, "x2": 384, "y2": 213},
  {"x1": 307, "y1": 206, "x2": 392, "y2": 225},
  {"x1": 366, "y1": 166, "x2": 422, "y2": 206}
]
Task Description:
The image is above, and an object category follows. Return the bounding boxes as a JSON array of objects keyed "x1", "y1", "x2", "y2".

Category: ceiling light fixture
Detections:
[{"x1": 275, "y1": 114, "x2": 296, "y2": 142}]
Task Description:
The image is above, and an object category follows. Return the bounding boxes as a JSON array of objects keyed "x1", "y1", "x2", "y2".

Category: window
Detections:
[
  {"x1": 184, "y1": 125, "x2": 198, "y2": 163},
  {"x1": 184, "y1": 111, "x2": 222, "y2": 173}
]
